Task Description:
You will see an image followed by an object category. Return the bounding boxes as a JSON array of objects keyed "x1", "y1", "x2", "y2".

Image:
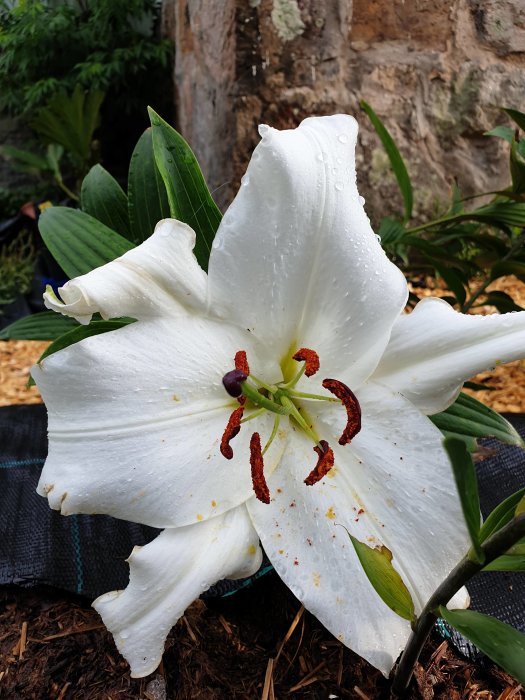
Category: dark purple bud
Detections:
[{"x1": 222, "y1": 369, "x2": 247, "y2": 397}]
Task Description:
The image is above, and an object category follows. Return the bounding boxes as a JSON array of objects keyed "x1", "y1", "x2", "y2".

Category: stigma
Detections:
[{"x1": 220, "y1": 347, "x2": 361, "y2": 504}]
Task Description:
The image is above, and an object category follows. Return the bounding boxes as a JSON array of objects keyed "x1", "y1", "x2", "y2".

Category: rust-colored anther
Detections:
[
  {"x1": 322, "y1": 379, "x2": 362, "y2": 445},
  {"x1": 250, "y1": 432, "x2": 270, "y2": 504},
  {"x1": 304, "y1": 440, "x2": 335, "y2": 486},
  {"x1": 235, "y1": 350, "x2": 250, "y2": 376},
  {"x1": 292, "y1": 348, "x2": 320, "y2": 377},
  {"x1": 220, "y1": 406, "x2": 244, "y2": 459}
]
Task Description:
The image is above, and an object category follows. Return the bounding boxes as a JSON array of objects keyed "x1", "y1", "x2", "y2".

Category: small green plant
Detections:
[
  {"x1": 362, "y1": 101, "x2": 525, "y2": 314},
  {"x1": 0, "y1": 229, "x2": 36, "y2": 310}
]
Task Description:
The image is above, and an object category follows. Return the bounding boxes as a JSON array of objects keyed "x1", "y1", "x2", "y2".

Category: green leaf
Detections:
[
  {"x1": 483, "y1": 553, "x2": 525, "y2": 572},
  {"x1": 148, "y1": 108, "x2": 222, "y2": 270},
  {"x1": 128, "y1": 128, "x2": 171, "y2": 243},
  {"x1": 430, "y1": 392, "x2": 525, "y2": 448},
  {"x1": 491, "y1": 260, "x2": 525, "y2": 283},
  {"x1": 510, "y1": 139, "x2": 525, "y2": 194},
  {"x1": 31, "y1": 86, "x2": 104, "y2": 165},
  {"x1": 463, "y1": 381, "x2": 495, "y2": 392},
  {"x1": 479, "y1": 488, "x2": 525, "y2": 542},
  {"x1": 502, "y1": 107, "x2": 525, "y2": 132},
  {"x1": 430, "y1": 260, "x2": 467, "y2": 306},
  {"x1": 0, "y1": 311, "x2": 78, "y2": 340},
  {"x1": 39, "y1": 207, "x2": 134, "y2": 278},
  {"x1": 378, "y1": 217, "x2": 406, "y2": 245},
  {"x1": 349, "y1": 536, "x2": 415, "y2": 621},
  {"x1": 360, "y1": 100, "x2": 413, "y2": 222},
  {"x1": 485, "y1": 125, "x2": 515, "y2": 143},
  {"x1": 478, "y1": 291, "x2": 524, "y2": 313},
  {"x1": 443, "y1": 437, "x2": 483, "y2": 562},
  {"x1": 438, "y1": 607, "x2": 525, "y2": 684},
  {"x1": 81, "y1": 164, "x2": 131, "y2": 239}
]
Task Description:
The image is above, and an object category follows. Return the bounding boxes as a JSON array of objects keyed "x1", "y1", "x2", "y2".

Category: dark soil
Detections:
[{"x1": 0, "y1": 573, "x2": 522, "y2": 700}]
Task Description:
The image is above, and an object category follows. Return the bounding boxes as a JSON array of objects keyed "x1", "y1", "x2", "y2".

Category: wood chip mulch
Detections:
[{"x1": 1, "y1": 279, "x2": 525, "y2": 699}]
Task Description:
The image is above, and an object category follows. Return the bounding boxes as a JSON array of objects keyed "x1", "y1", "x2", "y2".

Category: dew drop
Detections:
[
  {"x1": 335, "y1": 182, "x2": 344, "y2": 192},
  {"x1": 258, "y1": 124, "x2": 270, "y2": 137},
  {"x1": 338, "y1": 134, "x2": 348, "y2": 144},
  {"x1": 358, "y1": 195, "x2": 366, "y2": 205}
]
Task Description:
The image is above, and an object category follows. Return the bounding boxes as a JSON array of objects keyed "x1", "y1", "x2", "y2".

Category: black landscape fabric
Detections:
[{"x1": 0, "y1": 403, "x2": 524, "y2": 658}]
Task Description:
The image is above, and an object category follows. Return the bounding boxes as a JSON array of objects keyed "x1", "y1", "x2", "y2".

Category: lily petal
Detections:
[
  {"x1": 373, "y1": 297, "x2": 525, "y2": 414},
  {"x1": 33, "y1": 314, "x2": 285, "y2": 527},
  {"x1": 208, "y1": 115, "x2": 408, "y2": 386},
  {"x1": 248, "y1": 383, "x2": 469, "y2": 675},
  {"x1": 44, "y1": 219, "x2": 208, "y2": 324},
  {"x1": 94, "y1": 506, "x2": 262, "y2": 678}
]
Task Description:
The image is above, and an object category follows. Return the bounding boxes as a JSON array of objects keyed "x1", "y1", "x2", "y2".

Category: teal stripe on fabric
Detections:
[
  {"x1": 0, "y1": 458, "x2": 45, "y2": 469},
  {"x1": 71, "y1": 515, "x2": 84, "y2": 594}
]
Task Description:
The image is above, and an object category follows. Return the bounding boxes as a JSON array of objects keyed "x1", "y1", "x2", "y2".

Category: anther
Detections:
[
  {"x1": 222, "y1": 369, "x2": 247, "y2": 398},
  {"x1": 292, "y1": 348, "x2": 320, "y2": 377},
  {"x1": 235, "y1": 350, "x2": 250, "y2": 376},
  {"x1": 322, "y1": 379, "x2": 362, "y2": 445},
  {"x1": 250, "y1": 432, "x2": 270, "y2": 504},
  {"x1": 220, "y1": 406, "x2": 244, "y2": 459},
  {"x1": 304, "y1": 440, "x2": 335, "y2": 486}
]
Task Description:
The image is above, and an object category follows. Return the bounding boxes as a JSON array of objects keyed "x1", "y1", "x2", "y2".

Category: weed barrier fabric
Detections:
[{"x1": 0, "y1": 404, "x2": 524, "y2": 660}]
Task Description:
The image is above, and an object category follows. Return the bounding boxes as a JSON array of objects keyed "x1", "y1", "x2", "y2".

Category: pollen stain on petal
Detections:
[
  {"x1": 326, "y1": 506, "x2": 336, "y2": 520},
  {"x1": 248, "y1": 544, "x2": 257, "y2": 556},
  {"x1": 211, "y1": 500, "x2": 217, "y2": 508},
  {"x1": 196, "y1": 514, "x2": 204, "y2": 521},
  {"x1": 172, "y1": 394, "x2": 179, "y2": 401},
  {"x1": 312, "y1": 572, "x2": 321, "y2": 587}
]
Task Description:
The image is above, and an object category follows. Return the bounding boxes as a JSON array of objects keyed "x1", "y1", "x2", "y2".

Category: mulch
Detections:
[{"x1": 2, "y1": 279, "x2": 525, "y2": 699}]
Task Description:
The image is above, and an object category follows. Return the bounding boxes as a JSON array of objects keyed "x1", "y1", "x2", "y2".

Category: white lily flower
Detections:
[{"x1": 33, "y1": 115, "x2": 525, "y2": 679}]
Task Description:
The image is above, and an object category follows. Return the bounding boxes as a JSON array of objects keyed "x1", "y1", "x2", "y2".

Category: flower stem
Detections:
[{"x1": 391, "y1": 513, "x2": 525, "y2": 696}]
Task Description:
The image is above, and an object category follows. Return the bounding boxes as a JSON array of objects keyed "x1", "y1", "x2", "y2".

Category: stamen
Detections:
[
  {"x1": 304, "y1": 440, "x2": 335, "y2": 485},
  {"x1": 250, "y1": 432, "x2": 270, "y2": 504},
  {"x1": 292, "y1": 348, "x2": 320, "y2": 377},
  {"x1": 235, "y1": 350, "x2": 250, "y2": 376},
  {"x1": 322, "y1": 379, "x2": 362, "y2": 445},
  {"x1": 222, "y1": 369, "x2": 247, "y2": 398},
  {"x1": 220, "y1": 406, "x2": 244, "y2": 459}
]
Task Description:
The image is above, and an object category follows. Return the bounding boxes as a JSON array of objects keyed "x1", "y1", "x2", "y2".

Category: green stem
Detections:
[
  {"x1": 279, "y1": 395, "x2": 320, "y2": 445},
  {"x1": 287, "y1": 389, "x2": 338, "y2": 402},
  {"x1": 262, "y1": 415, "x2": 280, "y2": 455},
  {"x1": 241, "y1": 382, "x2": 290, "y2": 415},
  {"x1": 391, "y1": 513, "x2": 525, "y2": 696}
]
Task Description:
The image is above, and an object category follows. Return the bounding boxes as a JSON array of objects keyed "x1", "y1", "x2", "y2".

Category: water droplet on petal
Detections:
[
  {"x1": 338, "y1": 134, "x2": 348, "y2": 144},
  {"x1": 258, "y1": 124, "x2": 270, "y2": 138},
  {"x1": 358, "y1": 195, "x2": 366, "y2": 205},
  {"x1": 335, "y1": 181, "x2": 344, "y2": 191}
]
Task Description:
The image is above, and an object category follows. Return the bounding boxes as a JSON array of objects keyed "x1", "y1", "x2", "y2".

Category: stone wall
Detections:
[{"x1": 166, "y1": 0, "x2": 525, "y2": 223}]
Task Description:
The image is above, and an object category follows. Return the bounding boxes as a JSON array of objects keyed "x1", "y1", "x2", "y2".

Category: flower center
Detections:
[{"x1": 220, "y1": 348, "x2": 361, "y2": 504}]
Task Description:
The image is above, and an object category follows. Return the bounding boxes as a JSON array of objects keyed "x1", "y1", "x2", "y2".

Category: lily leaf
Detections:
[
  {"x1": 81, "y1": 164, "x2": 131, "y2": 240},
  {"x1": 0, "y1": 311, "x2": 78, "y2": 340},
  {"x1": 27, "y1": 319, "x2": 136, "y2": 386},
  {"x1": 430, "y1": 392, "x2": 525, "y2": 448},
  {"x1": 360, "y1": 100, "x2": 413, "y2": 222},
  {"x1": 438, "y1": 607, "x2": 525, "y2": 684},
  {"x1": 148, "y1": 108, "x2": 222, "y2": 271},
  {"x1": 349, "y1": 535, "x2": 415, "y2": 622},
  {"x1": 127, "y1": 128, "x2": 171, "y2": 244},
  {"x1": 479, "y1": 487, "x2": 525, "y2": 542},
  {"x1": 502, "y1": 107, "x2": 525, "y2": 132},
  {"x1": 485, "y1": 125, "x2": 515, "y2": 143},
  {"x1": 443, "y1": 438, "x2": 483, "y2": 562},
  {"x1": 39, "y1": 207, "x2": 134, "y2": 279}
]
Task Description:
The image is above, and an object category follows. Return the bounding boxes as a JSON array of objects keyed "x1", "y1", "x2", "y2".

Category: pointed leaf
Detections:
[
  {"x1": 438, "y1": 607, "x2": 525, "y2": 684},
  {"x1": 360, "y1": 100, "x2": 413, "y2": 222},
  {"x1": 479, "y1": 488, "x2": 525, "y2": 542},
  {"x1": 485, "y1": 125, "x2": 515, "y2": 143},
  {"x1": 349, "y1": 536, "x2": 415, "y2": 621},
  {"x1": 430, "y1": 392, "x2": 525, "y2": 448},
  {"x1": 148, "y1": 108, "x2": 222, "y2": 271},
  {"x1": 443, "y1": 437, "x2": 483, "y2": 562},
  {"x1": 491, "y1": 260, "x2": 525, "y2": 283},
  {"x1": 81, "y1": 164, "x2": 131, "y2": 239},
  {"x1": 430, "y1": 260, "x2": 467, "y2": 306},
  {"x1": 39, "y1": 207, "x2": 134, "y2": 279},
  {"x1": 0, "y1": 311, "x2": 78, "y2": 340},
  {"x1": 502, "y1": 107, "x2": 525, "y2": 132},
  {"x1": 127, "y1": 128, "x2": 171, "y2": 243},
  {"x1": 479, "y1": 291, "x2": 525, "y2": 313}
]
